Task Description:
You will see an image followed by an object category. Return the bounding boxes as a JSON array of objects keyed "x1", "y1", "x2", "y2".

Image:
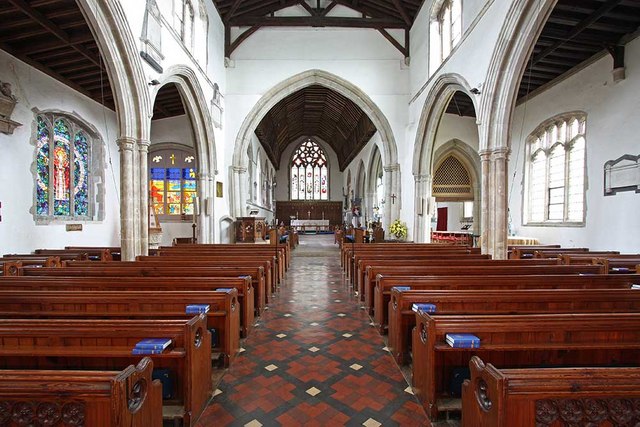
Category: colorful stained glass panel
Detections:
[
  {"x1": 53, "y1": 119, "x2": 71, "y2": 216},
  {"x1": 36, "y1": 116, "x2": 50, "y2": 215},
  {"x1": 73, "y1": 131, "x2": 89, "y2": 216}
]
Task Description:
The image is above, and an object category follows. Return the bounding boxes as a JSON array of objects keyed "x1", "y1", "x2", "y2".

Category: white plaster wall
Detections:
[
  {"x1": 433, "y1": 113, "x2": 480, "y2": 153},
  {"x1": 244, "y1": 135, "x2": 276, "y2": 222},
  {"x1": 509, "y1": 37, "x2": 640, "y2": 253},
  {"x1": 0, "y1": 51, "x2": 121, "y2": 253},
  {"x1": 438, "y1": 201, "x2": 465, "y2": 231},
  {"x1": 150, "y1": 114, "x2": 195, "y2": 147}
]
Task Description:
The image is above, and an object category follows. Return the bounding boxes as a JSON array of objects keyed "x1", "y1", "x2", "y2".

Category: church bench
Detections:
[
  {"x1": 136, "y1": 254, "x2": 279, "y2": 292},
  {"x1": 0, "y1": 274, "x2": 254, "y2": 338},
  {"x1": 0, "y1": 289, "x2": 240, "y2": 367},
  {"x1": 509, "y1": 246, "x2": 588, "y2": 259},
  {"x1": 357, "y1": 256, "x2": 532, "y2": 302},
  {"x1": 66, "y1": 246, "x2": 123, "y2": 260},
  {"x1": 593, "y1": 256, "x2": 640, "y2": 273},
  {"x1": 388, "y1": 285, "x2": 640, "y2": 365},
  {"x1": 0, "y1": 316, "x2": 211, "y2": 427},
  {"x1": 558, "y1": 252, "x2": 638, "y2": 265},
  {"x1": 352, "y1": 251, "x2": 490, "y2": 289},
  {"x1": 507, "y1": 244, "x2": 560, "y2": 259},
  {"x1": 411, "y1": 312, "x2": 640, "y2": 421},
  {"x1": 1, "y1": 255, "x2": 62, "y2": 269},
  {"x1": 344, "y1": 245, "x2": 479, "y2": 278},
  {"x1": 24, "y1": 264, "x2": 267, "y2": 316},
  {"x1": 0, "y1": 357, "x2": 163, "y2": 427},
  {"x1": 367, "y1": 264, "x2": 604, "y2": 316},
  {"x1": 341, "y1": 243, "x2": 474, "y2": 269},
  {"x1": 533, "y1": 249, "x2": 620, "y2": 259},
  {"x1": 165, "y1": 243, "x2": 290, "y2": 271},
  {"x1": 158, "y1": 246, "x2": 287, "y2": 281},
  {"x1": 35, "y1": 248, "x2": 113, "y2": 261},
  {"x1": 461, "y1": 356, "x2": 640, "y2": 427},
  {"x1": 3, "y1": 252, "x2": 86, "y2": 262}
]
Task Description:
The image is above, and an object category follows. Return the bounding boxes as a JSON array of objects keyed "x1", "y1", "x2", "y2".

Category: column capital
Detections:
[
  {"x1": 414, "y1": 174, "x2": 431, "y2": 184},
  {"x1": 478, "y1": 149, "x2": 492, "y2": 160},
  {"x1": 383, "y1": 163, "x2": 400, "y2": 173},
  {"x1": 117, "y1": 137, "x2": 136, "y2": 152},
  {"x1": 490, "y1": 146, "x2": 511, "y2": 161},
  {"x1": 197, "y1": 172, "x2": 211, "y2": 180},
  {"x1": 137, "y1": 139, "x2": 150, "y2": 151}
]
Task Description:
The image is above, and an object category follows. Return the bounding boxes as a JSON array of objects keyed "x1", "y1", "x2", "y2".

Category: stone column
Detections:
[
  {"x1": 479, "y1": 150, "x2": 491, "y2": 255},
  {"x1": 491, "y1": 147, "x2": 510, "y2": 259},
  {"x1": 383, "y1": 163, "x2": 400, "y2": 228},
  {"x1": 118, "y1": 137, "x2": 136, "y2": 261},
  {"x1": 232, "y1": 166, "x2": 247, "y2": 218},
  {"x1": 137, "y1": 139, "x2": 150, "y2": 256},
  {"x1": 413, "y1": 174, "x2": 431, "y2": 243},
  {"x1": 197, "y1": 172, "x2": 208, "y2": 243}
]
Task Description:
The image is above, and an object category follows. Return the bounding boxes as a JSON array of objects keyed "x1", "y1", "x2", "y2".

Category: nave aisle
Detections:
[{"x1": 197, "y1": 234, "x2": 428, "y2": 426}]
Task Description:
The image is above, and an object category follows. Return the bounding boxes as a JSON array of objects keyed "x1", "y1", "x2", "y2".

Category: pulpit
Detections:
[{"x1": 235, "y1": 217, "x2": 266, "y2": 243}]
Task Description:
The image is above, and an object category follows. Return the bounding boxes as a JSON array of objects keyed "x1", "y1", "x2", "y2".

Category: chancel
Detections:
[{"x1": 1, "y1": 0, "x2": 640, "y2": 425}]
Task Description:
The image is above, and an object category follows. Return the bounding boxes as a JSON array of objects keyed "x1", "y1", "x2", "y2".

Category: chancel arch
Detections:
[{"x1": 231, "y1": 69, "x2": 400, "y2": 223}]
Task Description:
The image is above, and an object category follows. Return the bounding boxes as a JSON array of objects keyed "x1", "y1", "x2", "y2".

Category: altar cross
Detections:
[{"x1": 390, "y1": 194, "x2": 397, "y2": 204}]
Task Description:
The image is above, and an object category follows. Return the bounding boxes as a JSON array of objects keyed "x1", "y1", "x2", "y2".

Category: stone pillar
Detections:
[
  {"x1": 118, "y1": 137, "x2": 136, "y2": 261},
  {"x1": 232, "y1": 166, "x2": 247, "y2": 218},
  {"x1": 413, "y1": 174, "x2": 431, "y2": 243},
  {"x1": 479, "y1": 150, "x2": 491, "y2": 255},
  {"x1": 491, "y1": 147, "x2": 510, "y2": 259},
  {"x1": 207, "y1": 173, "x2": 216, "y2": 244},
  {"x1": 138, "y1": 139, "x2": 150, "y2": 256},
  {"x1": 383, "y1": 163, "x2": 400, "y2": 228},
  {"x1": 196, "y1": 172, "x2": 207, "y2": 243}
]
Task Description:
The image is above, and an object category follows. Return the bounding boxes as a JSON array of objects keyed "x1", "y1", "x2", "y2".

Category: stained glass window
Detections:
[
  {"x1": 290, "y1": 139, "x2": 328, "y2": 200},
  {"x1": 148, "y1": 147, "x2": 197, "y2": 217},
  {"x1": 35, "y1": 114, "x2": 91, "y2": 219},
  {"x1": 525, "y1": 114, "x2": 586, "y2": 225}
]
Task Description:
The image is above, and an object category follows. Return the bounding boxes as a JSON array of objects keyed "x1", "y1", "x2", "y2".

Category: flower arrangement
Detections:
[{"x1": 389, "y1": 219, "x2": 408, "y2": 240}]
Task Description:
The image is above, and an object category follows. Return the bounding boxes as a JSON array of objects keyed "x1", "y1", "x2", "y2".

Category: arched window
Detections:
[
  {"x1": 149, "y1": 146, "x2": 197, "y2": 218},
  {"x1": 524, "y1": 113, "x2": 586, "y2": 225},
  {"x1": 429, "y1": 0, "x2": 462, "y2": 75},
  {"x1": 35, "y1": 114, "x2": 91, "y2": 219},
  {"x1": 290, "y1": 139, "x2": 328, "y2": 200},
  {"x1": 174, "y1": 0, "x2": 195, "y2": 50}
]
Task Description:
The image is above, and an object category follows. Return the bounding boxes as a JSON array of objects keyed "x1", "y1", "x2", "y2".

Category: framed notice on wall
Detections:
[{"x1": 216, "y1": 181, "x2": 223, "y2": 198}]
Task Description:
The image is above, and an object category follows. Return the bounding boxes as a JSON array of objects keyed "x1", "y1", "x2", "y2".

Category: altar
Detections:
[{"x1": 291, "y1": 219, "x2": 330, "y2": 233}]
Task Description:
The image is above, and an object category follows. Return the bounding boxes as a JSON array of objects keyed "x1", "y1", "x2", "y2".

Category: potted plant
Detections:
[{"x1": 389, "y1": 219, "x2": 408, "y2": 241}]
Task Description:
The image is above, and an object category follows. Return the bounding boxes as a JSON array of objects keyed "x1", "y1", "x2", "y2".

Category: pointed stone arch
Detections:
[
  {"x1": 477, "y1": 0, "x2": 556, "y2": 258},
  {"x1": 152, "y1": 65, "x2": 218, "y2": 243},
  {"x1": 76, "y1": 0, "x2": 152, "y2": 259},
  {"x1": 411, "y1": 73, "x2": 478, "y2": 242},
  {"x1": 231, "y1": 69, "x2": 399, "y2": 219}
]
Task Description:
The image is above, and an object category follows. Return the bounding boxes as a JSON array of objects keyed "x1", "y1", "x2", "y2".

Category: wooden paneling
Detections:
[{"x1": 276, "y1": 201, "x2": 342, "y2": 226}]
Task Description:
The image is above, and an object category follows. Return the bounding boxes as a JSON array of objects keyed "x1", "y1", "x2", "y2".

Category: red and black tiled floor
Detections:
[{"x1": 197, "y1": 235, "x2": 429, "y2": 426}]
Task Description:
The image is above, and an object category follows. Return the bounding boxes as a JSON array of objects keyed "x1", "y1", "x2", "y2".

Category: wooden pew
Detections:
[
  {"x1": 67, "y1": 245, "x2": 123, "y2": 260},
  {"x1": 0, "y1": 316, "x2": 211, "y2": 426},
  {"x1": 0, "y1": 357, "x2": 163, "y2": 426},
  {"x1": 357, "y1": 256, "x2": 544, "y2": 303},
  {"x1": 353, "y1": 251, "x2": 491, "y2": 292},
  {"x1": 375, "y1": 267, "x2": 627, "y2": 336},
  {"x1": 166, "y1": 243, "x2": 290, "y2": 272},
  {"x1": 18, "y1": 264, "x2": 267, "y2": 317},
  {"x1": 508, "y1": 245, "x2": 561, "y2": 259},
  {"x1": 0, "y1": 274, "x2": 253, "y2": 339},
  {"x1": 412, "y1": 312, "x2": 640, "y2": 421},
  {"x1": 35, "y1": 247, "x2": 113, "y2": 261},
  {"x1": 594, "y1": 256, "x2": 640, "y2": 273},
  {"x1": 388, "y1": 285, "x2": 640, "y2": 365},
  {"x1": 367, "y1": 264, "x2": 605, "y2": 316},
  {"x1": 462, "y1": 356, "x2": 640, "y2": 427},
  {"x1": 1, "y1": 255, "x2": 61, "y2": 269},
  {"x1": 135, "y1": 255, "x2": 278, "y2": 294},
  {"x1": 0, "y1": 289, "x2": 240, "y2": 367},
  {"x1": 158, "y1": 246, "x2": 287, "y2": 282}
]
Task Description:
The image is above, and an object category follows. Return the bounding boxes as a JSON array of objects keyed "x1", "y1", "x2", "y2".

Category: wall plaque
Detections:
[{"x1": 66, "y1": 224, "x2": 83, "y2": 232}]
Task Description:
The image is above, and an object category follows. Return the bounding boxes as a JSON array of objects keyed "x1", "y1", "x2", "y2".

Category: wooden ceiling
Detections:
[
  {"x1": 212, "y1": 0, "x2": 425, "y2": 57},
  {"x1": 445, "y1": 91, "x2": 476, "y2": 118},
  {"x1": 519, "y1": 0, "x2": 640, "y2": 100},
  {"x1": 153, "y1": 83, "x2": 186, "y2": 120},
  {"x1": 0, "y1": 0, "x2": 184, "y2": 121},
  {"x1": 254, "y1": 85, "x2": 377, "y2": 170}
]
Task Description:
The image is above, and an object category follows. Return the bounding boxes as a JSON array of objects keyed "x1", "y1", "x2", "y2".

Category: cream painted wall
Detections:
[
  {"x1": 0, "y1": 50, "x2": 121, "y2": 253},
  {"x1": 509, "y1": 37, "x2": 640, "y2": 252}
]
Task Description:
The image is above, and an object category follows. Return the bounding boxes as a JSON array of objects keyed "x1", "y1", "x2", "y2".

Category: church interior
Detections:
[{"x1": 1, "y1": 0, "x2": 640, "y2": 425}]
